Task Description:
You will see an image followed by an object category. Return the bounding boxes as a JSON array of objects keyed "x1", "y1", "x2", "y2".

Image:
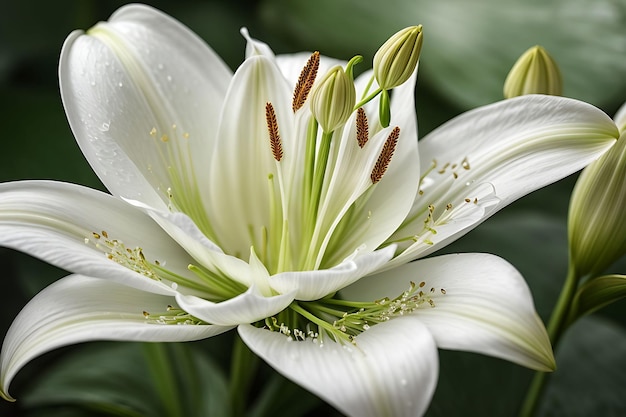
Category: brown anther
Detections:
[
  {"x1": 465, "y1": 198, "x2": 471, "y2": 203},
  {"x1": 143, "y1": 311, "x2": 150, "y2": 317},
  {"x1": 92, "y1": 232, "x2": 101, "y2": 239},
  {"x1": 441, "y1": 288, "x2": 447, "y2": 294},
  {"x1": 356, "y1": 107, "x2": 369, "y2": 148},
  {"x1": 474, "y1": 198, "x2": 478, "y2": 204},
  {"x1": 292, "y1": 51, "x2": 320, "y2": 112},
  {"x1": 370, "y1": 127, "x2": 400, "y2": 184},
  {"x1": 265, "y1": 102, "x2": 283, "y2": 161},
  {"x1": 419, "y1": 281, "x2": 426, "y2": 288},
  {"x1": 462, "y1": 157, "x2": 470, "y2": 170},
  {"x1": 446, "y1": 203, "x2": 453, "y2": 210},
  {"x1": 101, "y1": 231, "x2": 108, "y2": 238},
  {"x1": 452, "y1": 172, "x2": 458, "y2": 179}
]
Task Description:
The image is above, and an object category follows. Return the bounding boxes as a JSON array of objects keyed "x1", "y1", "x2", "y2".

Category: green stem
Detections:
[
  {"x1": 143, "y1": 343, "x2": 183, "y2": 417},
  {"x1": 518, "y1": 266, "x2": 580, "y2": 417},
  {"x1": 229, "y1": 334, "x2": 259, "y2": 417},
  {"x1": 354, "y1": 87, "x2": 382, "y2": 110}
]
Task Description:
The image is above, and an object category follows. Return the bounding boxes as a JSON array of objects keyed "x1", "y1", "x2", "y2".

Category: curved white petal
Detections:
[
  {"x1": 0, "y1": 274, "x2": 230, "y2": 401},
  {"x1": 208, "y1": 53, "x2": 293, "y2": 256},
  {"x1": 390, "y1": 95, "x2": 618, "y2": 262},
  {"x1": 0, "y1": 181, "x2": 203, "y2": 295},
  {"x1": 270, "y1": 246, "x2": 395, "y2": 301},
  {"x1": 60, "y1": 4, "x2": 231, "y2": 211},
  {"x1": 176, "y1": 285, "x2": 294, "y2": 326},
  {"x1": 239, "y1": 316, "x2": 438, "y2": 417},
  {"x1": 381, "y1": 183, "x2": 500, "y2": 272},
  {"x1": 241, "y1": 27, "x2": 276, "y2": 59},
  {"x1": 143, "y1": 207, "x2": 255, "y2": 288},
  {"x1": 343, "y1": 253, "x2": 555, "y2": 372},
  {"x1": 312, "y1": 73, "x2": 420, "y2": 266}
]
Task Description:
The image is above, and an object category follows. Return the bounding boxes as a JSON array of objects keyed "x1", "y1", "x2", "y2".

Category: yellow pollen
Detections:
[{"x1": 149, "y1": 127, "x2": 157, "y2": 136}]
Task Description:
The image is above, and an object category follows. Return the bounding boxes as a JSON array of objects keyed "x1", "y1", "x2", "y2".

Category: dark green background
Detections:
[{"x1": 1, "y1": 0, "x2": 625, "y2": 416}]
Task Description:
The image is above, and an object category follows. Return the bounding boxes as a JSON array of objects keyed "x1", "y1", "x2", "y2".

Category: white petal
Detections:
[
  {"x1": 208, "y1": 54, "x2": 293, "y2": 255},
  {"x1": 176, "y1": 285, "x2": 294, "y2": 326},
  {"x1": 0, "y1": 274, "x2": 230, "y2": 401},
  {"x1": 60, "y1": 4, "x2": 231, "y2": 211},
  {"x1": 0, "y1": 181, "x2": 195, "y2": 295},
  {"x1": 323, "y1": 71, "x2": 421, "y2": 267},
  {"x1": 239, "y1": 316, "x2": 438, "y2": 417},
  {"x1": 343, "y1": 253, "x2": 555, "y2": 371},
  {"x1": 144, "y1": 207, "x2": 255, "y2": 288},
  {"x1": 241, "y1": 27, "x2": 275, "y2": 59},
  {"x1": 390, "y1": 95, "x2": 618, "y2": 261},
  {"x1": 270, "y1": 246, "x2": 395, "y2": 301}
]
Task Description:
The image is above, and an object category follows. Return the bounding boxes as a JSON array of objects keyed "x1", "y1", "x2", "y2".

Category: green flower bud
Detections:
[
  {"x1": 374, "y1": 25, "x2": 423, "y2": 90},
  {"x1": 310, "y1": 65, "x2": 356, "y2": 133},
  {"x1": 503, "y1": 45, "x2": 563, "y2": 98},
  {"x1": 568, "y1": 112, "x2": 626, "y2": 277}
]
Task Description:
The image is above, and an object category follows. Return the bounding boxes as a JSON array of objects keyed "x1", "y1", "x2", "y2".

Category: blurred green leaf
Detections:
[
  {"x1": 262, "y1": 0, "x2": 626, "y2": 111},
  {"x1": 21, "y1": 342, "x2": 231, "y2": 417},
  {"x1": 538, "y1": 316, "x2": 626, "y2": 416},
  {"x1": 249, "y1": 372, "x2": 324, "y2": 417}
]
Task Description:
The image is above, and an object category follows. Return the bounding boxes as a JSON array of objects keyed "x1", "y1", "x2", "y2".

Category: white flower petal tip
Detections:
[
  {"x1": 269, "y1": 246, "x2": 396, "y2": 301},
  {"x1": 175, "y1": 286, "x2": 295, "y2": 326},
  {"x1": 239, "y1": 316, "x2": 438, "y2": 417},
  {"x1": 343, "y1": 253, "x2": 556, "y2": 372},
  {"x1": 240, "y1": 27, "x2": 275, "y2": 59},
  {"x1": 60, "y1": 2, "x2": 232, "y2": 209},
  {"x1": 0, "y1": 275, "x2": 231, "y2": 401}
]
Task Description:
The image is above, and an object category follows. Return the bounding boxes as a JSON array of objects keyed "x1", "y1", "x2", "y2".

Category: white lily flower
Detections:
[{"x1": 0, "y1": 4, "x2": 619, "y2": 416}]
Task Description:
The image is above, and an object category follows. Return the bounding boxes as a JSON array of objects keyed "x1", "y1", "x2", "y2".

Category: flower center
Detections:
[{"x1": 262, "y1": 280, "x2": 446, "y2": 346}]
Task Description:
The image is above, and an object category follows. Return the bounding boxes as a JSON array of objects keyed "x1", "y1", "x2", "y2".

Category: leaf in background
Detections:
[
  {"x1": 261, "y1": 0, "x2": 626, "y2": 111},
  {"x1": 538, "y1": 316, "x2": 626, "y2": 417},
  {"x1": 20, "y1": 342, "x2": 231, "y2": 417}
]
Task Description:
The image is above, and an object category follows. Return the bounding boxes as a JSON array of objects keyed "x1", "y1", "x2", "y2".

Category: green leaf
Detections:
[
  {"x1": 538, "y1": 316, "x2": 626, "y2": 416},
  {"x1": 262, "y1": 0, "x2": 626, "y2": 110},
  {"x1": 20, "y1": 342, "x2": 231, "y2": 417},
  {"x1": 248, "y1": 372, "x2": 325, "y2": 417},
  {"x1": 570, "y1": 274, "x2": 626, "y2": 321}
]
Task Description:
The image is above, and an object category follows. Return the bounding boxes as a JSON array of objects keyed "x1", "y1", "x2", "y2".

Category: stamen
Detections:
[
  {"x1": 143, "y1": 305, "x2": 206, "y2": 325},
  {"x1": 292, "y1": 51, "x2": 321, "y2": 112},
  {"x1": 86, "y1": 230, "x2": 159, "y2": 280},
  {"x1": 371, "y1": 127, "x2": 400, "y2": 184},
  {"x1": 356, "y1": 107, "x2": 369, "y2": 148},
  {"x1": 265, "y1": 102, "x2": 283, "y2": 161}
]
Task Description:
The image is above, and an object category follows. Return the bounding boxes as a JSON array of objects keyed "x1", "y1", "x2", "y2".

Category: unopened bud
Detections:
[
  {"x1": 568, "y1": 106, "x2": 626, "y2": 277},
  {"x1": 310, "y1": 65, "x2": 356, "y2": 133},
  {"x1": 374, "y1": 25, "x2": 423, "y2": 90},
  {"x1": 503, "y1": 45, "x2": 562, "y2": 98}
]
